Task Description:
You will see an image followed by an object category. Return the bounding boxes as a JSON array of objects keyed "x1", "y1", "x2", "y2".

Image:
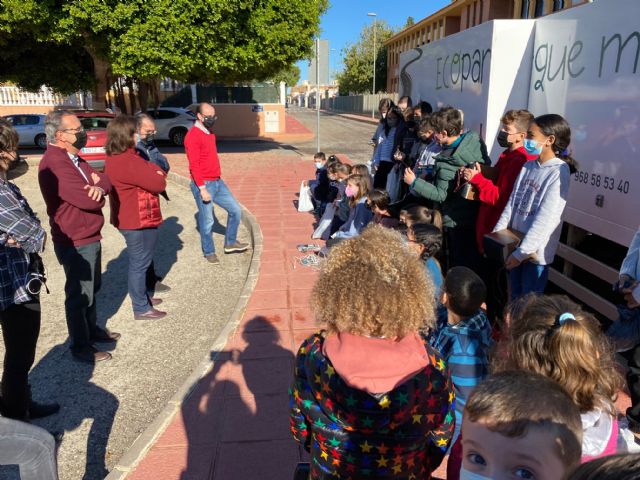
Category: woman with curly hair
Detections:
[
  {"x1": 493, "y1": 294, "x2": 631, "y2": 461},
  {"x1": 290, "y1": 225, "x2": 455, "y2": 479}
]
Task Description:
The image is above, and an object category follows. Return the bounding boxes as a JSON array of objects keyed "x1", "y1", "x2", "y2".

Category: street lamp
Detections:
[{"x1": 368, "y1": 12, "x2": 377, "y2": 118}]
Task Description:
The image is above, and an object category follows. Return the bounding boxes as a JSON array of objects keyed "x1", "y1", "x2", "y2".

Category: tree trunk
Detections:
[
  {"x1": 115, "y1": 77, "x2": 127, "y2": 114},
  {"x1": 138, "y1": 79, "x2": 149, "y2": 112},
  {"x1": 85, "y1": 47, "x2": 111, "y2": 109},
  {"x1": 125, "y1": 77, "x2": 137, "y2": 114}
]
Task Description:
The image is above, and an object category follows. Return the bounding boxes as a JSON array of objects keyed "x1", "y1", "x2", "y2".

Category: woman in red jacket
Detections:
[{"x1": 104, "y1": 115, "x2": 167, "y2": 320}]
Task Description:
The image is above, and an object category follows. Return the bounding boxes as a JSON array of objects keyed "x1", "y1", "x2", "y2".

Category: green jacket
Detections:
[{"x1": 411, "y1": 131, "x2": 491, "y2": 229}]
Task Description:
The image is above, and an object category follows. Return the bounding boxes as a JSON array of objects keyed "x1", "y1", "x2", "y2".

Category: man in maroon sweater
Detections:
[
  {"x1": 39, "y1": 111, "x2": 119, "y2": 364},
  {"x1": 185, "y1": 103, "x2": 248, "y2": 264}
]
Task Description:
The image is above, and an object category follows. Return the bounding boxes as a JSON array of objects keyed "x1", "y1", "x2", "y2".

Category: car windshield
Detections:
[{"x1": 79, "y1": 117, "x2": 112, "y2": 130}]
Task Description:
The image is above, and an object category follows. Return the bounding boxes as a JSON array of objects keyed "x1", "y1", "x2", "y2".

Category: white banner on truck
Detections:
[
  {"x1": 528, "y1": 0, "x2": 640, "y2": 246},
  {"x1": 398, "y1": 20, "x2": 535, "y2": 158}
]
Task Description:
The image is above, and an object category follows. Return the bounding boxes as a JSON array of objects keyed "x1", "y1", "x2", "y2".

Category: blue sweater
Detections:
[
  {"x1": 429, "y1": 309, "x2": 492, "y2": 441},
  {"x1": 333, "y1": 197, "x2": 374, "y2": 240}
]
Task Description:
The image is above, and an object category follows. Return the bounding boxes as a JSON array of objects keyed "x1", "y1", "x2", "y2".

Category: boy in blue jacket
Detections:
[{"x1": 429, "y1": 266, "x2": 492, "y2": 447}]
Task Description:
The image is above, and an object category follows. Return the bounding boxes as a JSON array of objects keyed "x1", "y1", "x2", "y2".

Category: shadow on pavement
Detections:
[
  {"x1": 179, "y1": 318, "x2": 295, "y2": 479},
  {"x1": 29, "y1": 343, "x2": 119, "y2": 480}
]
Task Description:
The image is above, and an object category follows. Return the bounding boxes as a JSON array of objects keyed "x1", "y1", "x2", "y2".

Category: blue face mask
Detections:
[
  {"x1": 523, "y1": 138, "x2": 543, "y2": 156},
  {"x1": 459, "y1": 467, "x2": 492, "y2": 480}
]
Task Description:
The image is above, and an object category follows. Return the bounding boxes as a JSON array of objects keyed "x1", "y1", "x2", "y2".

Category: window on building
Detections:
[
  {"x1": 521, "y1": 0, "x2": 531, "y2": 18},
  {"x1": 553, "y1": 0, "x2": 564, "y2": 11},
  {"x1": 534, "y1": 0, "x2": 545, "y2": 17}
]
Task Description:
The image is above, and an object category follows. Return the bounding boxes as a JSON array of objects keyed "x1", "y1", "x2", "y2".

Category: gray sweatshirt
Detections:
[{"x1": 493, "y1": 157, "x2": 570, "y2": 265}]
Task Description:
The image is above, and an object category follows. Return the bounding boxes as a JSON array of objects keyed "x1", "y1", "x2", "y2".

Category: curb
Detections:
[
  {"x1": 319, "y1": 109, "x2": 379, "y2": 125},
  {"x1": 104, "y1": 172, "x2": 263, "y2": 480}
]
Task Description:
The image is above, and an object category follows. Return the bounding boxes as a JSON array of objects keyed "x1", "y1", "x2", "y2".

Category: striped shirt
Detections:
[{"x1": 371, "y1": 127, "x2": 396, "y2": 166}]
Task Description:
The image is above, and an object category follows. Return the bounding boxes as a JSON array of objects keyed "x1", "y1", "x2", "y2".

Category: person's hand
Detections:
[
  {"x1": 505, "y1": 255, "x2": 522, "y2": 270},
  {"x1": 84, "y1": 185, "x2": 105, "y2": 201},
  {"x1": 623, "y1": 280, "x2": 640, "y2": 308},
  {"x1": 156, "y1": 169, "x2": 165, "y2": 176},
  {"x1": 200, "y1": 187, "x2": 211, "y2": 203},
  {"x1": 91, "y1": 172, "x2": 101, "y2": 184},
  {"x1": 303, "y1": 180, "x2": 308, "y2": 187},
  {"x1": 403, "y1": 168, "x2": 416, "y2": 185},
  {"x1": 462, "y1": 163, "x2": 481, "y2": 182},
  {"x1": 393, "y1": 148, "x2": 405, "y2": 162},
  {"x1": 5, "y1": 237, "x2": 20, "y2": 248}
]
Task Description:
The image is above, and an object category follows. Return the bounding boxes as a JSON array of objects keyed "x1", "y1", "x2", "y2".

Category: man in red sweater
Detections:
[
  {"x1": 461, "y1": 109, "x2": 537, "y2": 321},
  {"x1": 39, "y1": 111, "x2": 119, "y2": 364},
  {"x1": 185, "y1": 103, "x2": 248, "y2": 264}
]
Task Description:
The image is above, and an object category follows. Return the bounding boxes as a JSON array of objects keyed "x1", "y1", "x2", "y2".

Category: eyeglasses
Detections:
[{"x1": 61, "y1": 127, "x2": 85, "y2": 134}]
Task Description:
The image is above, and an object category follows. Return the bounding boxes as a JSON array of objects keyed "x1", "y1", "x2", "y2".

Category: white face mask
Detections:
[
  {"x1": 459, "y1": 467, "x2": 492, "y2": 480},
  {"x1": 315, "y1": 162, "x2": 324, "y2": 169}
]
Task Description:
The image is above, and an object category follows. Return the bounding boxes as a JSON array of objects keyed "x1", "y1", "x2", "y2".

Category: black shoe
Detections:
[
  {"x1": 90, "y1": 328, "x2": 121, "y2": 343},
  {"x1": 29, "y1": 401, "x2": 60, "y2": 419},
  {"x1": 154, "y1": 281, "x2": 171, "y2": 293},
  {"x1": 48, "y1": 429, "x2": 65, "y2": 444},
  {"x1": 72, "y1": 346, "x2": 112, "y2": 364}
]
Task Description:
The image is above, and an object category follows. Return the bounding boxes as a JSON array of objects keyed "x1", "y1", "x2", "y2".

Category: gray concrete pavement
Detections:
[
  {"x1": 0, "y1": 164, "x2": 252, "y2": 480},
  {"x1": 285, "y1": 106, "x2": 379, "y2": 162}
]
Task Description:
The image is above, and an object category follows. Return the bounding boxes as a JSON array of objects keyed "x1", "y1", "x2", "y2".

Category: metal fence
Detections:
[
  {"x1": 0, "y1": 86, "x2": 91, "y2": 107},
  {"x1": 320, "y1": 93, "x2": 399, "y2": 116}
]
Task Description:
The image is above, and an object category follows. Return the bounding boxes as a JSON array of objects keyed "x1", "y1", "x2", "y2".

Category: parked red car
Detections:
[{"x1": 74, "y1": 110, "x2": 115, "y2": 171}]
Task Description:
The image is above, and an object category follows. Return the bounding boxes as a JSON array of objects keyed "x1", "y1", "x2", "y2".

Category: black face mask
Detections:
[
  {"x1": 6, "y1": 153, "x2": 20, "y2": 170},
  {"x1": 202, "y1": 115, "x2": 217, "y2": 130},
  {"x1": 496, "y1": 130, "x2": 512, "y2": 148},
  {"x1": 72, "y1": 130, "x2": 87, "y2": 150},
  {"x1": 142, "y1": 133, "x2": 155, "y2": 145}
]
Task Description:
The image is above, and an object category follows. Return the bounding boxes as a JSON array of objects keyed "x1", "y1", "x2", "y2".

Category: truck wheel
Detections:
[
  {"x1": 170, "y1": 127, "x2": 187, "y2": 146},
  {"x1": 35, "y1": 133, "x2": 47, "y2": 149}
]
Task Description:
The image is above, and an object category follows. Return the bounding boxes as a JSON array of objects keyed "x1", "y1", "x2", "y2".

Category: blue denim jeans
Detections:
[
  {"x1": 509, "y1": 262, "x2": 549, "y2": 300},
  {"x1": 190, "y1": 180, "x2": 242, "y2": 256},
  {"x1": 0, "y1": 417, "x2": 58, "y2": 480},
  {"x1": 120, "y1": 228, "x2": 158, "y2": 314}
]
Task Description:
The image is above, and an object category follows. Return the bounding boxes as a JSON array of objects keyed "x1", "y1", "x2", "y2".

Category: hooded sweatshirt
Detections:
[
  {"x1": 493, "y1": 157, "x2": 571, "y2": 265},
  {"x1": 290, "y1": 331, "x2": 455, "y2": 479}
]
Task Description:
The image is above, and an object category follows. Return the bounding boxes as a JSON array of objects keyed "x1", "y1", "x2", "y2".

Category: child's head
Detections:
[
  {"x1": 367, "y1": 189, "x2": 391, "y2": 216},
  {"x1": 566, "y1": 453, "x2": 640, "y2": 480},
  {"x1": 417, "y1": 115, "x2": 436, "y2": 142},
  {"x1": 335, "y1": 163, "x2": 352, "y2": 181},
  {"x1": 462, "y1": 370, "x2": 583, "y2": 480},
  {"x1": 494, "y1": 294, "x2": 622, "y2": 415},
  {"x1": 378, "y1": 97, "x2": 394, "y2": 118},
  {"x1": 407, "y1": 223, "x2": 442, "y2": 261},
  {"x1": 418, "y1": 100, "x2": 433, "y2": 116},
  {"x1": 527, "y1": 114, "x2": 579, "y2": 173},
  {"x1": 345, "y1": 174, "x2": 371, "y2": 207},
  {"x1": 400, "y1": 205, "x2": 443, "y2": 230},
  {"x1": 311, "y1": 225, "x2": 435, "y2": 337},
  {"x1": 313, "y1": 152, "x2": 326, "y2": 167},
  {"x1": 326, "y1": 154, "x2": 340, "y2": 168},
  {"x1": 432, "y1": 106, "x2": 463, "y2": 144},
  {"x1": 498, "y1": 109, "x2": 534, "y2": 150},
  {"x1": 398, "y1": 95, "x2": 413, "y2": 112},
  {"x1": 442, "y1": 266, "x2": 486, "y2": 319},
  {"x1": 352, "y1": 163, "x2": 370, "y2": 177}
]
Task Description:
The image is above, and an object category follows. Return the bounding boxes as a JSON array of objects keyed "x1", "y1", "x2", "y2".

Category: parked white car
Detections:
[
  {"x1": 3, "y1": 114, "x2": 47, "y2": 149},
  {"x1": 144, "y1": 107, "x2": 195, "y2": 146}
]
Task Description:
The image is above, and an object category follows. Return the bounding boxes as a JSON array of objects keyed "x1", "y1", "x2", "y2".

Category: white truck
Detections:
[{"x1": 399, "y1": 0, "x2": 640, "y2": 319}]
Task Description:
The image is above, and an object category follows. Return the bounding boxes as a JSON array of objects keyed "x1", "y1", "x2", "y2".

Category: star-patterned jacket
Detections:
[{"x1": 290, "y1": 331, "x2": 455, "y2": 479}]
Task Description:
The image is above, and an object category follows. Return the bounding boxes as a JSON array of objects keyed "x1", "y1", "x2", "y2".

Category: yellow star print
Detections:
[
  {"x1": 378, "y1": 396, "x2": 391, "y2": 409},
  {"x1": 321, "y1": 451, "x2": 329, "y2": 460},
  {"x1": 412, "y1": 414, "x2": 422, "y2": 424},
  {"x1": 393, "y1": 465, "x2": 402, "y2": 474},
  {"x1": 326, "y1": 365, "x2": 335, "y2": 378},
  {"x1": 360, "y1": 440, "x2": 373, "y2": 453},
  {"x1": 437, "y1": 359, "x2": 445, "y2": 370},
  {"x1": 376, "y1": 456, "x2": 388, "y2": 467},
  {"x1": 437, "y1": 438, "x2": 448, "y2": 447}
]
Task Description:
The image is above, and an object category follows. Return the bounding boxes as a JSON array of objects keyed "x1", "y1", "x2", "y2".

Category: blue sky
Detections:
[{"x1": 298, "y1": 0, "x2": 450, "y2": 82}]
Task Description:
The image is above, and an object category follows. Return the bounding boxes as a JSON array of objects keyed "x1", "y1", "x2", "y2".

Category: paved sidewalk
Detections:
[{"x1": 127, "y1": 156, "x2": 321, "y2": 480}]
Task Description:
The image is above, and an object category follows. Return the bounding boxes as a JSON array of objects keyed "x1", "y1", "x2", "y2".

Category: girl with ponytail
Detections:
[
  {"x1": 493, "y1": 294, "x2": 632, "y2": 462},
  {"x1": 493, "y1": 113, "x2": 577, "y2": 299}
]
